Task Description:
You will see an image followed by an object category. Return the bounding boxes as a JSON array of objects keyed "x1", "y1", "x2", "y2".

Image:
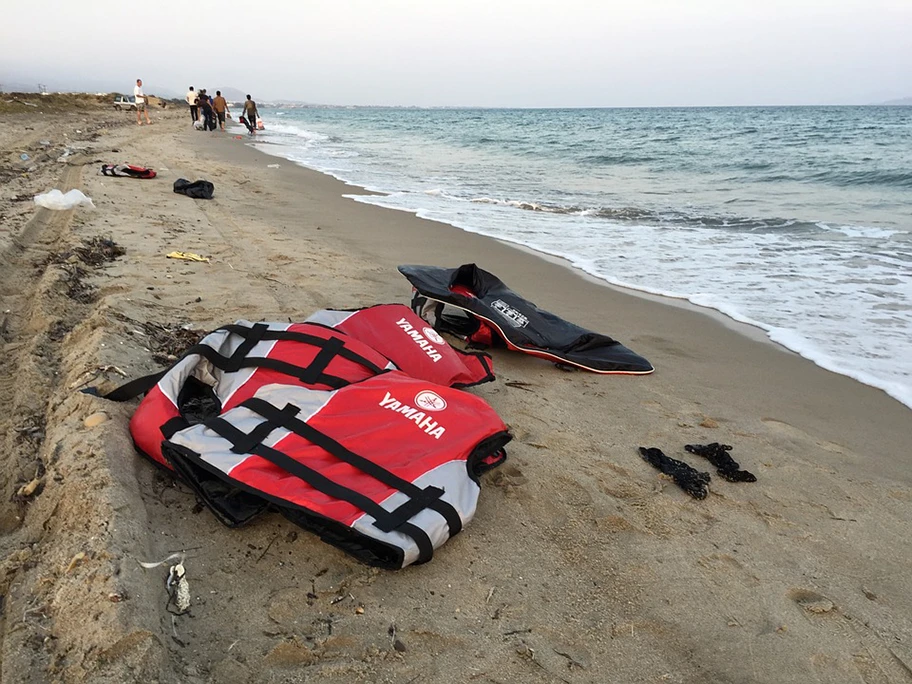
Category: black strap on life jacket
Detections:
[
  {"x1": 217, "y1": 324, "x2": 386, "y2": 371},
  {"x1": 203, "y1": 396, "x2": 464, "y2": 564},
  {"x1": 85, "y1": 369, "x2": 168, "y2": 402},
  {"x1": 86, "y1": 322, "x2": 387, "y2": 402},
  {"x1": 161, "y1": 416, "x2": 191, "y2": 439},
  {"x1": 179, "y1": 324, "x2": 384, "y2": 389}
]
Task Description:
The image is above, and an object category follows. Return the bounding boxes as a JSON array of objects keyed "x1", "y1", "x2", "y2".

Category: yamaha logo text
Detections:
[
  {"x1": 379, "y1": 390, "x2": 447, "y2": 439},
  {"x1": 395, "y1": 318, "x2": 444, "y2": 362}
]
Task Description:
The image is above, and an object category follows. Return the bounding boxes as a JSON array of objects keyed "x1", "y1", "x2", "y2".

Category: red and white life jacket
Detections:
[
  {"x1": 305, "y1": 304, "x2": 494, "y2": 388},
  {"x1": 162, "y1": 372, "x2": 511, "y2": 568},
  {"x1": 121, "y1": 321, "x2": 395, "y2": 469}
]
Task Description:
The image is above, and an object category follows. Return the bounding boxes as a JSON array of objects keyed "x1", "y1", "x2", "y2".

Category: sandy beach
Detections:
[{"x1": 1, "y1": 102, "x2": 911, "y2": 683}]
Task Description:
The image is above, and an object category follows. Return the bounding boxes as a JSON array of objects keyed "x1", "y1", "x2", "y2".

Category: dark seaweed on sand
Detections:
[
  {"x1": 638, "y1": 447, "x2": 711, "y2": 499},
  {"x1": 139, "y1": 321, "x2": 207, "y2": 365},
  {"x1": 45, "y1": 236, "x2": 126, "y2": 268}
]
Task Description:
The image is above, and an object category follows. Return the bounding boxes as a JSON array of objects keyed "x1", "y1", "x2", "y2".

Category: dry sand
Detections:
[{"x1": 1, "y1": 102, "x2": 911, "y2": 684}]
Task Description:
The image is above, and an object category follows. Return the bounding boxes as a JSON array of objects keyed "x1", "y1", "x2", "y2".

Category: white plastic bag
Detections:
[{"x1": 33, "y1": 189, "x2": 95, "y2": 211}]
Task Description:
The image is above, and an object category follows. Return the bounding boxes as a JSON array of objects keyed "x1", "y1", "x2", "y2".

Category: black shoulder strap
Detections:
[{"x1": 81, "y1": 369, "x2": 166, "y2": 401}]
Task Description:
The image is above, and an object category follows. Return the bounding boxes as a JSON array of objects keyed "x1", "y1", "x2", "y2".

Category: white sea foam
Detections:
[
  {"x1": 818, "y1": 223, "x2": 905, "y2": 239},
  {"x1": 262, "y1": 121, "x2": 330, "y2": 145}
]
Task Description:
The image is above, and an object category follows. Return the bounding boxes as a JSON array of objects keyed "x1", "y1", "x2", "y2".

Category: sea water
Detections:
[{"x1": 252, "y1": 106, "x2": 912, "y2": 410}]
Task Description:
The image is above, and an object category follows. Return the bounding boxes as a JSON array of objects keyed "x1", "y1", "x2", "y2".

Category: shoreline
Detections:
[
  {"x1": 247, "y1": 124, "x2": 910, "y2": 409},
  {"x1": 253, "y1": 133, "x2": 788, "y2": 348},
  {"x1": 2, "y1": 109, "x2": 911, "y2": 683},
  {"x1": 257, "y1": 132, "x2": 778, "y2": 345},
  {"x1": 482, "y1": 239, "x2": 779, "y2": 347}
]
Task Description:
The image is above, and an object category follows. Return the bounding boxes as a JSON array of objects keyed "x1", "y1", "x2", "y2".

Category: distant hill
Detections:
[{"x1": 881, "y1": 96, "x2": 912, "y2": 106}]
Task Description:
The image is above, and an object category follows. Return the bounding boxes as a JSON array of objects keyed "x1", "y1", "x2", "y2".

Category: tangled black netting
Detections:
[
  {"x1": 638, "y1": 447, "x2": 711, "y2": 499},
  {"x1": 685, "y1": 443, "x2": 757, "y2": 483}
]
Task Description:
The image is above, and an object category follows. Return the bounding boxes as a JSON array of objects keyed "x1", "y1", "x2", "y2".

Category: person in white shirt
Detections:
[
  {"x1": 186, "y1": 86, "x2": 199, "y2": 122},
  {"x1": 134, "y1": 78, "x2": 152, "y2": 125}
]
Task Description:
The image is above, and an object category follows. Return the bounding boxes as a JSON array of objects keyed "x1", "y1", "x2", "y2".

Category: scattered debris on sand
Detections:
[
  {"x1": 45, "y1": 235, "x2": 126, "y2": 268},
  {"x1": 140, "y1": 320, "x2": 207, "y2": 365}
]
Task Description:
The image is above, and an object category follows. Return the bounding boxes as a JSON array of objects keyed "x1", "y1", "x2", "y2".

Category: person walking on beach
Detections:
[
  {"x1": 213, "y1": 90, "x2": 230, "y2": 131},
  {"x1": 134, "y1": 78, "x2": 152, "y2": 125},
  {"x1": 199, "y1": 90, "x2": 216, "y2": 131},
  {"x1": 186, "y1": 86, "x2": 199, "y2": 122},
  {"x1": 243, "y1": 95, "x2": 259, "y2": 133}
]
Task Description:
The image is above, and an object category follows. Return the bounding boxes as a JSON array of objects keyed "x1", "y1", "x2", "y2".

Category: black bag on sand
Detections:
[{"x1": 173, "y1": 178, "x2": 214, "y2": 200}]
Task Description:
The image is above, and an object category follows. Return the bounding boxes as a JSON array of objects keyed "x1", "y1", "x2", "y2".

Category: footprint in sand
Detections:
[
  {"x1": 697, "y1": 553, "x2": 761, "y2": 587},
  {"x1": 490, "y1": 464, "x2": 528, "y2": 489},
  {"x1": 762, "y1": 417, "x2": 808, "y2": 439},
  {"x1": 784, "y1": 588, "x2": 912, "y2": 682},
  {"x1": 631, "y1": 334, "x2": 699, "y2": 360},
  {"x1": 639, "y1": 398, "x2": 671, "y2": 416},
  {"x1": 762, "y1": 418, "x2": 853, "y2": 456},
  {"x1": 788, "y1": 588, "x2": 836, "y2": 615}
]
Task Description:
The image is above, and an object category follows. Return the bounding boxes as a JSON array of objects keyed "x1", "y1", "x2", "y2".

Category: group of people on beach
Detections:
[
  {"x1": 186, "y1": 86, "x2": 259, "y2": 135},
  {"x1": 133, "y1": 78, "x2": 262, "y2": 135},
  {"x1": 130, "y1": 79, "x2": 260, "y2": 134}
]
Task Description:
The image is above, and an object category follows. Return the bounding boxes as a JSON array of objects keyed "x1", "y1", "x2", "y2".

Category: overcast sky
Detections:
[{"x1": 2, "y1": 0, "x2": 909, "y2": 106}]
